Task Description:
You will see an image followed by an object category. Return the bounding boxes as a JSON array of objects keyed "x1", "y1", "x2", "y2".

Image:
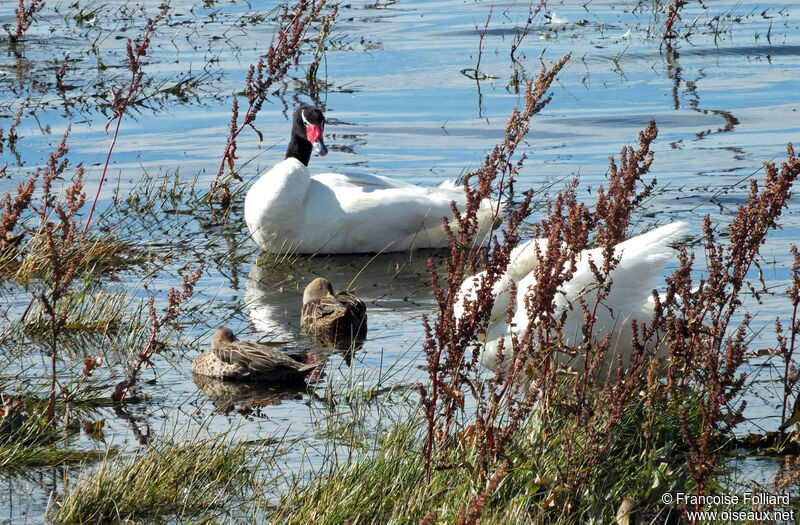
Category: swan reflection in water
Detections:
[
  {"x1": 245, "y1": 249, "x2": 443, "y2": 351},
  {"x1": 194, "y1": 250, "x2": 444, "y2": 405}
]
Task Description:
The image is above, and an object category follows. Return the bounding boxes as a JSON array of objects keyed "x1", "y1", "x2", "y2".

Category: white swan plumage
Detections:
[
  {"x1": 244, "y1": 107, "x2": 498, "y2": 254},
  {"x1": 454, "y1": 222, "x2": 689, "y2": 372}
]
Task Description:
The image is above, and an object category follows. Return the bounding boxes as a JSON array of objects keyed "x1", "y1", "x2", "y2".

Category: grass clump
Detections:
[
  {"x1": 98, "y1": 167, "x2": 255, "y2": 271},
  {"x1": 272, "y1": 418, "x2": 427, "y2": 524},
  {"x1": 0, "y1": 406, "x2": 108, "y2": 471},
  {"x1": 18, "y1": 279, "x2": 135, "y2": 339},
  {"x1": 0, "y1": 232, "x2": 145, "y2": 284},
  {"x1": 52, "y1": 433, "x2": 261, "y2": 523},
  {"x1": 272, "y1": 385, "x2": 696, "y2": 524}
]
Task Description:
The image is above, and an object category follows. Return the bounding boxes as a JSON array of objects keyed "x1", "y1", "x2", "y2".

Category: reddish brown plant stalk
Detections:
[
  {"x1": 420, "y1": 53, "x2": 569, "y2": 485},
  {"x1": 667, "y1": 144, "x2": 800, "y2": 494},
  {"x1": 82, "y1": 3, "x2": 170, "y2": 238},
  {"x1": 778, "y1": 245, "x2": 800, "y2": 428},
  {"x1": 6, "y1": 0, "x2": 45, "y2": 44},
  {"x1": 664, "y1": 0, "x2": 686, "y2": 39},
  {"x1": 209, "y1": 0, "x2": 330, "y2": 203},
  {"x1": 111, "y1": 264, "x2": 204, "y2": 403}
]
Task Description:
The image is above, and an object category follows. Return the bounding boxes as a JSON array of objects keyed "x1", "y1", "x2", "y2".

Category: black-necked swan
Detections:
[
  {"x1": 243, "y1": 107, "x2": 498, "y2": 254},
  {"x1": 453, "y1": 221, "x2": 689, "y2": 372}
]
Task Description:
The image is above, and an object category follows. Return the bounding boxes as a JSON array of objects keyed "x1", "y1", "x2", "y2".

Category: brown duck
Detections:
[
  {"x1": 192, "y1": 326, "x2": 316, "y2": 383},
  {"x1": 301, "y1": 277, "x2": 367, "y2": 348}
]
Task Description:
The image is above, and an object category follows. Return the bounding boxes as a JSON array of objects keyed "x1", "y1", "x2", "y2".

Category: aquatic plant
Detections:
[
  {"x1": 5, "y1": 0, "x2": 45, "y2": 44},
  {"x1": 209, "y1": 0, "x2": 332, "y2": 204},
  {"x1": 306, "y1": 4, "x2": 339, "y2": 94},
  {"x1": 664, "y1": 0, "x2": 687, "y2": 39},
  {"x1": 509, "y1": 0, "x2": 545, "y2": 60},
  {"x1": 774, "y1": 454, "x2": 800, "y2": 500},
  {"x1": 0, "y1": 104, "x2": 24, "y2": 169},
  {"x1": 420, "y1": 113, "x2": 669, "y2": 520},
  {"x1": 54, "y1": 51, "x2": 69, "y2": 93},
  {"x1": 82, "y1": 2, "x2": 171, "y2": 237},
  {"x1": 110, "y1": 263, "x2": 204, "y2": 402},
  {"x1": 766, "y1": 225, "x2": 800, "y2": 517},
  {"x1": 0, "y1": 407, "x2": 108, "y2": 472},
  {"x1": 8, "y1": 129, "x2": 88, "y2": 421},
  {"x1": 0, "y1": 151, "x2": 36, "y2": 263},
  {"x1": 419, "y1": 52, "x2": 570, "y2": 485},
  {"x1": 662, "y1": 146, "x2": 799, "y2": 497},
  {"x1": 272, "y1": 389, "x2": 695, "y2": 523},
  {"x1": 270, "y1": 130, "x2": 800, "y2": 525},
  {"x1": 777, "y1": 245, "x2": 800, "y2": 430},
  {"x1": 0, "y1": 126, "x2": 154, "y2": 415},
  {"x1": 51, "y1": 432, "x2": 262, "y2": 522},
  {"x1": 418, "y1": 49, "x2": 800, "y2": 518}
]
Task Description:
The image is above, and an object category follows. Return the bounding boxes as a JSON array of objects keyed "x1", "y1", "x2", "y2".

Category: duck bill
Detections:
[{"x1": 306, "y1": 124, "x2": 328, "y2": 157}]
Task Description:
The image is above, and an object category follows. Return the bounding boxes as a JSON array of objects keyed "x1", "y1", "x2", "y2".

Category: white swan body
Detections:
[
  {"x1": 453, "y1": 238, "x2": 548, "y2": 325},
  {"x1": 245, "y1": 157, "x2": 497, "y2": 254},
  {"x1": 454, "y1": 222, "x2": 689, "y2": 372},
  {"x1": 244, "y1": 107, "x2": 498, "y2": 254}
]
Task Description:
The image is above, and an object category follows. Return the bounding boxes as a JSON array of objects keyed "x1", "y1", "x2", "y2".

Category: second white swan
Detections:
[{"x1": 454, "y1": 222, "x2": 689, "y2": 372}]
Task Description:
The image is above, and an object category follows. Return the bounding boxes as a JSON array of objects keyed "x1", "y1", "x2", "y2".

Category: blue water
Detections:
[{"x1": 1, "y1": 0, "x2": 800, "y2": 521}]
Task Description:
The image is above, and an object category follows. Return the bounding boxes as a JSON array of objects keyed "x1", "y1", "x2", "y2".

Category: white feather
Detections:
[
  {"x1": 245, "y1": 158, "x2": 498, "y2": 254},
  {"x1": 456, "y1": 222, "x2": 690, "y2": 372},
  {"x1": 453, "y1": 237, "x2": 548, "y2": 325}
]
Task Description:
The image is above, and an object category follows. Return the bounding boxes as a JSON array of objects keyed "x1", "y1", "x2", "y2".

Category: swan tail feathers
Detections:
[{"x1": 625, "y1": 221, "x2": 689, "y2": 249}]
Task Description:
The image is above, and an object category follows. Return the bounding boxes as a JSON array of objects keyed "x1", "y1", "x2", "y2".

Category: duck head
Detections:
[
  {"x1": 287, "y1": 106, "x2": 328, "y2": 166},
  {"x1": 303, "y1": 277, "x2": 335, "y2": 305},
  {"x1": 211, "y1": 326, "x2": 237, "y2": 350}
]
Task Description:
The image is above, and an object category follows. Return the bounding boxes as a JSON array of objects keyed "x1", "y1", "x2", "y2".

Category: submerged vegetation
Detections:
[{"x1": 0, "y1": 0, "x2": 799, "y2": 523}]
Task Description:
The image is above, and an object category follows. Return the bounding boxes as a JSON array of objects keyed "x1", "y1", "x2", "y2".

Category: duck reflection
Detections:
[{"x1": 192, "y1": 373, "x2": 308, "y2": 404}]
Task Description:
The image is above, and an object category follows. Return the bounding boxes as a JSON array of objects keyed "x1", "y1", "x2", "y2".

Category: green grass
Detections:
[
  {"x1": 19, "y1": 278, "x2": 137, "y2": 338},
  {"x1": 52, "y1": 431, "x2": 265, "y2": 523},
  {"x1": 0, "y1": 231, "x2": 147, "y2": 285},
  {"x1": 0, "y1": 409, "x2": 109, "y2": 472},
  {"x1": 270, "y1": 385, "x2": 699, "y2": 524}
]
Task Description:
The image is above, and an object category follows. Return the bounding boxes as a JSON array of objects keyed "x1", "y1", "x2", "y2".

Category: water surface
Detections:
[{"x1": 1, "y1": 0, "x2": 799, "y2": 520}]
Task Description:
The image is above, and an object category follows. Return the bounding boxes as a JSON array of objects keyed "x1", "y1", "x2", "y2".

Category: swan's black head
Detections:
[{"x1": 286, "y1": 106, "x2": 328, "y2": 166}]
